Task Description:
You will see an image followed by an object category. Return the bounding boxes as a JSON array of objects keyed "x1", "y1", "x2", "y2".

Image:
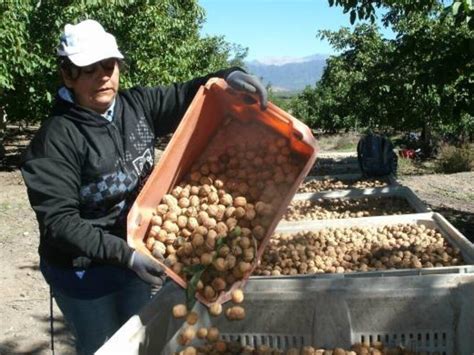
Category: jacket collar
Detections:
[{"x1": 57, "y1": 86, "x2": 115, "y2": 122}]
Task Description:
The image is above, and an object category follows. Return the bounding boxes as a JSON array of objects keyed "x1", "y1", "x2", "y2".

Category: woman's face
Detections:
[{"x1": 62, "y1": 58, "x2": 120, "y2": 114}]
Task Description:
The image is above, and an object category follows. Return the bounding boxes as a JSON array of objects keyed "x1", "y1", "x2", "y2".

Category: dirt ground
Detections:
[
  {"x1": 0, "y1": 170, "x2": 74, "y2": 355},
  {"x1": 0, "y1": 128, "x2": 473, "y2": 354}
]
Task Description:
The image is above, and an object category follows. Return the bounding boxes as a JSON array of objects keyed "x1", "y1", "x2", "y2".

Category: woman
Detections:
[{"x1": 21, "y1": 19, "x2": 267, "y2": 355}]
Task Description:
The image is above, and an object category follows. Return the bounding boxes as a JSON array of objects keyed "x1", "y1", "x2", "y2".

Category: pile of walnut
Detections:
[
  {"x1": 298, "y1": 178, "x2": 388, "y2": 193},
  {"x1": 283, "y1": 197, "x2": 414, "y2": 221},
  {"x1": 254, "y1": 223, "x2": 463, "y2": 276},
  {"x1": 145, "y1": 136, "x2": 304, "y2": 302}
]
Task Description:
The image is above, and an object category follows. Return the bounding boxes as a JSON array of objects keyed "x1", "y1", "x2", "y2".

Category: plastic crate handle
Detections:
[
  {"x1": 205, "y1": 78, "x2": 315, "y2": 147},
  {"x1": 204, "y1": 77, "x2": 224, "y2": 89}
]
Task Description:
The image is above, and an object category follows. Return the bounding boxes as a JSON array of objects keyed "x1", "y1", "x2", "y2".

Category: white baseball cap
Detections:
[{"x1": 57, "y1": 19, "x2": 124, "y2": 67}]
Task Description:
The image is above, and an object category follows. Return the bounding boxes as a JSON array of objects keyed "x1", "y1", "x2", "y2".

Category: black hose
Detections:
[{"x1": 50, "y1": 286, "x2": 55, "y2": 355}]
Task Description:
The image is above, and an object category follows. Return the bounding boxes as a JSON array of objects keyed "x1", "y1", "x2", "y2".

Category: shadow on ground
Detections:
[
  {"x1": 431, "y1": 205, "x2": 474, "y2": 242},
  {"x1": 18, "y1": 263, "x2": 40, "y2": 271},
  {"x1": 0, "y1": 126, "x2": 37, "y2": 172},
  {"x1": 0, "y1": 314, "x2": 74, "y2": 355}
]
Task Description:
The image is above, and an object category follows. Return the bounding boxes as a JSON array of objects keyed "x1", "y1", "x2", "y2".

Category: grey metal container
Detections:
[
  {"x1": 97, "y1": 273, "x2": 474, "y2": 355},
  {"x1": 274, "y1": 212, "x2": 474, "y2": 276},
  {"x1": 309, "y1": 152, "x2": 360, "y2": 176},
  {"x1": 301, "y1": 173, "x2": 398, "y2": 188},
  {"x1": 287, "y1": 185, "x2": 430, "y2": 218},
  {"x1": 96, "y1": 211, "x2": 474, "y2": 354}
]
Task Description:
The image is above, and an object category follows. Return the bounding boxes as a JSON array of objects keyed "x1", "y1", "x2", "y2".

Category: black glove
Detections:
[
  {"x1": 128, "y1": 250, "x2": 165, "y2": 286},
  {"x1": 226, "y1": 70, "x2": 268, "y2": 110}
]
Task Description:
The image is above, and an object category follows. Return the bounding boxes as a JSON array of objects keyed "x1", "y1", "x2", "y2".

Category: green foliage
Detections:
[
  {"x1": 0, "y1": 1, "x2": 243, "y2": 124},
  {"x1": 291, "y1": 25, "x2": 390, "y2": 132},
  {"x1": 329, "y1": 0, "x2": 473, "y2": 29},
  {"x1": 0, "y1": 2, "x2": 48, "y2": 124},
  {"x1": 435, "y1": 144, "x2": 474, "y2": 173},
  {"x1": 0, "y1": 3, "x2": 35, "y2": 91},
  {"x1": 290, "y1": 85, "x2": 320, "y2": 128},
  {"x1": 267, "y1": 87, "x2": 294, "y2": 112},
  {"x1": 290, "y1": 1, "x2": 473, "y2": 142}
]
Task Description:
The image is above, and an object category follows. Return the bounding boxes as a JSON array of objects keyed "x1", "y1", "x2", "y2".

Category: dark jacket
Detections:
[{"x1": 21, "y1": 67, "x2": 239, "y2": 269}]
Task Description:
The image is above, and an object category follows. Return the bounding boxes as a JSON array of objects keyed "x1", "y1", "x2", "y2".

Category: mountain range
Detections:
[{"x1": 245, "y1": 54, "x2": 329, "y2": 93}]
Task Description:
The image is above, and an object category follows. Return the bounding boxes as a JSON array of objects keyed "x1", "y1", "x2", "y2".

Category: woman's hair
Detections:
[
  {"x1": 58, "y1": 56, "x2": 81, "y2": 81},
  {"x1": 58, "y1": 56, "x2": 126, "y2": 81}
]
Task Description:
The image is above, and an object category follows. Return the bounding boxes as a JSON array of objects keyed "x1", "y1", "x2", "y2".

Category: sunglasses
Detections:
[{"x1": 81, "y1": 58, "x2": 118, "y2": 75}]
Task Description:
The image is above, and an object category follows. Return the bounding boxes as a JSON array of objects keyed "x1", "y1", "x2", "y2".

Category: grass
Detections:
[
  {"x1": 397, "y1": 157, "x2": 437, "y2": 176},
  {"x1": 434, "y1": 144, "x2": 474, "y2": 173},
  {"x1": 315, "y1": 132, "x2": 361, "y2": 152},
  {"x1": 333, "y1": 139, "x2": 359, "y2": 152},
  {"x1": 396, "y1": 143, "x2": 474, "y2": 176}
]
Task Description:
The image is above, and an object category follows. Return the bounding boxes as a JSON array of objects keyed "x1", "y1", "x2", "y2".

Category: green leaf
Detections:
[
  {"x1": 453, "y1": 1, "x2": 462, "y2": 16},
  {"x1": 229, "y1": 226, "x2": 241, "y2": 238},
  {"x1": 216, "y1": 237, "x2": 226, "y2": 250},
  {"x1": 350, "y1": 9, "x2": 356, "y2": 24},
  {"x1": 186, "y1": 267, "x2": 205, "y2": 310},
  {"x1": 183, "y1": 264, "x2": 206, "y2": 275}
]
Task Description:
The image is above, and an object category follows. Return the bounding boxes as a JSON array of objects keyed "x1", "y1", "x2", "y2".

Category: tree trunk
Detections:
[
  {"x1": 0, "y1": 142, "x2": 5, "y2": 160},
  {"x1": 420, "y1": 122, "x2": 433, "y2": 157},
  {"x1": 0, "y1": 106, "x2": 6, "y2": 160}
]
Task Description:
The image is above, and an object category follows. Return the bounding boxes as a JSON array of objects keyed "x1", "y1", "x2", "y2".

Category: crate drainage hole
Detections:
[
  {"x1": 221, "y1": 333, "x2": 309, "y2": 350},
  {"x1": 357, "y1": 331, "x2": 450, "y2": 355},
  {"x1": 221, "y1": 331, "x2": 450, "y2": 354}
]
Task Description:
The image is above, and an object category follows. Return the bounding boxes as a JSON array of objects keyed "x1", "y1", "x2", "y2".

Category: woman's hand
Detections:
[
  {"x1": 128, "y1": 250, "x2": 165, "y2": 285},
  {"x1": 226, "y1": 71, "x2": 268, "y2": 110}
]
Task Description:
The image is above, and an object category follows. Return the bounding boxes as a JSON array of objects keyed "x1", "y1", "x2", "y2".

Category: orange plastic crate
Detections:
[{"x1": 127, "y1": 78, "x2": 318, "y2": 305}]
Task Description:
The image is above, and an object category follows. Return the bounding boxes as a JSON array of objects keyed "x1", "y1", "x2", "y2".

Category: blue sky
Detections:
[{"x1": 199, "y1": 0, "x2": 394, "y2": 62}]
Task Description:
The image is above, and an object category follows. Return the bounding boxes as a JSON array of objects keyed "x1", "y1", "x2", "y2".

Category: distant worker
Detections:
[{"x1": 21, "y1": 19, "x2": 267, "y2": 355}]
